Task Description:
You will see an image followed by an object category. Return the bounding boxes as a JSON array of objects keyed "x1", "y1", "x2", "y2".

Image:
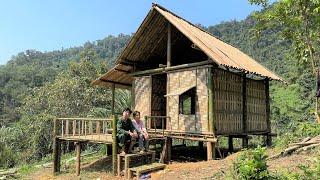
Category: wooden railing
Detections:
[
  {"x1": 52, "y1": 115, "x2": 119, "y2": 175},
  {"x1": 145, "y1": 116, "x2": 171, "y2": 136},
  {"x1": 53, "y1": 117, "x2": 115, "y2": 142}
]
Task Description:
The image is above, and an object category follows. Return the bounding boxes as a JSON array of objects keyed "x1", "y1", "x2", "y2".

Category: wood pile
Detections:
[
  {"x1": 0, "y1": 169, "x2": 17, "y2": 179},
  {"x1": 268, "y1": 135, "x2": 320, "y2": 160}
]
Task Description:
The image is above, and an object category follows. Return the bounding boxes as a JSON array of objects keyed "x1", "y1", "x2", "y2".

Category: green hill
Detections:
[{"x1": 0, "y1": 11, "x2": 316, "y2": 168}]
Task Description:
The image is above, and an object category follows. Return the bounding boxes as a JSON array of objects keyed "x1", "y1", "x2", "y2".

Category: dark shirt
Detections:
[{"x1": 117, "y1": 118, "x2": 135, "y2": 136}]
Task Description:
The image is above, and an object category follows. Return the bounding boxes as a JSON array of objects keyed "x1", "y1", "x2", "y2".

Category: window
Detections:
[{"x1": 179, "y1": 87, "x2": 196, "y2": 115}]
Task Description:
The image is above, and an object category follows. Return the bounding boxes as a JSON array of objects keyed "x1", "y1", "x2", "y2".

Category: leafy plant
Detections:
[{"x1": 230, "y1": 146, "x2": 271, "y2": 180}]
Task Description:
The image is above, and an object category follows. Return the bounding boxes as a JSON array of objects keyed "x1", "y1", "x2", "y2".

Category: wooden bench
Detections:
[
  {"x1": 128, "y1": 162, "x2": 166, "y2": 179},
  {"x1": 117, "y1": 151, "x2": 156, "y2": 178}
]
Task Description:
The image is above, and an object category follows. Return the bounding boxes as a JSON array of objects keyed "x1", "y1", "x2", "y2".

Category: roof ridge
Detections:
[
  {"x1": 152, "y1": 4, "x2": 248, "y2": 58},
  {"x1": 153, "y1": 3, "x2": 284, "y2": 82}
]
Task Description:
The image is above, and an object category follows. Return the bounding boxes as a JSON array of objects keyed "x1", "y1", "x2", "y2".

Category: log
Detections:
[
  {"x1": 291, "y1": 140, "x2": 320, "y2": 146},
  {"x1": 0, "y1": 169, "x2": 17, "y2": 176},
  {"x1": 267, "y1": 136, "x2": 320, "y2": 160}
]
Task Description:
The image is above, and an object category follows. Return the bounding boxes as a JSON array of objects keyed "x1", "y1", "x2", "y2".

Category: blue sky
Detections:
[{"x1": 0, "y1": 0, "x2": 261, "y2": 65}]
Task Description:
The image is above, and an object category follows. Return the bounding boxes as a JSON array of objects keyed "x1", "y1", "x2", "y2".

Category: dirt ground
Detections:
[{"x1": 22, "y1": 148, "x2": 318, "y2": 180}]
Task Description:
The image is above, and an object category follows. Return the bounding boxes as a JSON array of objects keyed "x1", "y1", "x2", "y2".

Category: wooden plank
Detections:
[{"x1": 129, "y1": 163, "x2": 166, "y2": 174}]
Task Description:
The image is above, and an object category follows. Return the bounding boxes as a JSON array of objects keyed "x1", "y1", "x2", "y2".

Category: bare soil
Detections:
[{"x1": 23, "y1": 147, "x2": 318, "y2": 180}]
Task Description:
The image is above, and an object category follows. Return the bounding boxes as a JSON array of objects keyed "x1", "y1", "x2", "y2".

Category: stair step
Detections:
[{"x1": 128, "y1": 163, "x2": 166, "y2": 178}]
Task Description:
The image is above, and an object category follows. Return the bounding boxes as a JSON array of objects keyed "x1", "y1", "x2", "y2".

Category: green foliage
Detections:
[
  {"x1": 250, "y1": 0, "x2": 320, "y2": 75},
  {"x1": 274, "y1": 122, "x2": 320, "y2": 149},
  {"x1": 230, "y1": 146, "x2": 272, "y2": 180}
]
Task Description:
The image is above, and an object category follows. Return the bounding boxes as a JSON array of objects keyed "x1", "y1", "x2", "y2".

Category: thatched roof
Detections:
[{"x1": 93, "y1": 4, "x2": 284, "y2": 88}]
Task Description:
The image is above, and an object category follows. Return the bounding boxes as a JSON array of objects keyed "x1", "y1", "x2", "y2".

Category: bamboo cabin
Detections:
[
  {"x1": 52, "y1": 4, "x2": 284, "y2": 177},
  {"x1": 93, "y1": 3, "x2": 283, "y2": 153}
]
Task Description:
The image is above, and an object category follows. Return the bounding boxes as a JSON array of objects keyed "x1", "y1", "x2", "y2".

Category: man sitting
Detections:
[
  {"x1": 132, "y1": 111, "x2": 149, "y2": 153},
  {"x1": 117, "y1": 108, "x2": 137, "y2": 155}
]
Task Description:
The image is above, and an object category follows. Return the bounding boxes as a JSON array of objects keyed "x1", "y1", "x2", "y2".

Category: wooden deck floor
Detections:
[{"x1": 57, "y1": 134, "x2": 113, "y2": 144}]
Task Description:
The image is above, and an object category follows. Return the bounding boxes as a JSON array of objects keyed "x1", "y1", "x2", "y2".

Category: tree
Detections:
[{"x1": 249, "y1": 0, "x2": 320, "y2": 122}]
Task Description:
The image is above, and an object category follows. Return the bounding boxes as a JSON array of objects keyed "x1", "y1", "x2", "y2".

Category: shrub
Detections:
[{"x1": 230, "y1": 146, "x2": 272, "y2": 180}]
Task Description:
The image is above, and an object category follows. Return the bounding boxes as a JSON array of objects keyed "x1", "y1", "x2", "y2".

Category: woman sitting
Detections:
[{"x1": 132, "y1": 111, "x2": 149, "y2": 153}]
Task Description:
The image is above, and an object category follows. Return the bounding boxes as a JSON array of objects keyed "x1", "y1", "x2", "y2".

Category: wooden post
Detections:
[
  {"x1": 73, "y1": 120, "x2": 76, "y2": 136},
  {"x1": 167, "y1": 137, "x2": 172, "y2": 163},
  {"x1": 111, "y1": 83, "x2": 115, "y2": 115},
  {"x1": 76, "y1": 142, "x2": 81, "y2": 176},
  {"x1": 199, "y1": 141, "x2": 204, "y2": 151},
  {"x1": 131, "y1": 76, "x2": 135, "y2": 110},
  {"x1": 243, "y1": 74, "x2": 247, "y2": 134},
  {"x1": 242, "y1": 136, "x2": 249, "y2": 148},
  {"x1": 117, "y1": 155, "x2": 121, "y2": 177},
  {"x1": 53, "y1": 118, "x2": 61, "y2": 174},
  {"x1": 105, "y1": 144, "x2": 108, "y2": 156},
  {"x1": 124, "y1": 156, "x2": 129, "y2": 179},
  {"x1": 265, "y1": 78, "x2": 272, "y2": 146},
  {"x1": 207, "y1": 142, "x2": 213, "y2": 161},
  {"x1": 228, "y1": 136, "x2": 234, "y2": 153},
  {"x1": 66, "y1": 120, "x2": 69, "y2": 135},
  {"x1": 112, "y1": 115, "x2": 118, "y2": 176},
  {"x1": 242, "y1": 74, "x2": 248, "y2": 148},
  {"x1": 167, "y1": 22, "x2": 171, "y2": 67},
  {"x1": 207, "y1": 67, "x2": 216, "y2": 160}
]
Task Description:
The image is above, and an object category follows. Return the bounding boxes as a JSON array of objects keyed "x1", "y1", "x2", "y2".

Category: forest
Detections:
[{"x1": 1, "y1": 1, "x2": 319, "y2": 179}]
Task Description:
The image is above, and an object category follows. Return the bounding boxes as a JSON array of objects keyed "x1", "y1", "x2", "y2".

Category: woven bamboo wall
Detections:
[
  {"x1": 246, "y1": 79, "x2": 267, "y2": 132},
  {"x1": 213, "y1": 69, "x2": 243, "y2": 134},
  {"x1": 167, "y1": 67, "x2": 209, "y2": 132},
  {"x1": 134, "y1": 76, "x2": 151, "y2": 118}
]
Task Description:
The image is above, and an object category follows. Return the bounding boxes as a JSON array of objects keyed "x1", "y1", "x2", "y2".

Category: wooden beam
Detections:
[
  {"x1": 114, "y1": 68, "x2": 131, "y2": 73},
  {"x1": 167, "y1": 22, "x2": 171, "y2": 67},
  {"x1": 119, "y1": 59, "x2": 135, "y2": 66},
  {"x1": 112, "y1": 115, "x2": 118, "y2": 176},
  {"x1": 75, "y1": 142, "x2": 81, "y2": 176},
  {"x1": 99, "y1": 79, "x2": 132, "y2": 87},
  {"x1": 130, "y1": 60, "x2": 212, "y2": 76}
]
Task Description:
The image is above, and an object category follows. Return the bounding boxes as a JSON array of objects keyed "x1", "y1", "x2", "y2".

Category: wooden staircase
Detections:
[{"x1": 117, "y1": 150, "x2": 166, "y2": 179}]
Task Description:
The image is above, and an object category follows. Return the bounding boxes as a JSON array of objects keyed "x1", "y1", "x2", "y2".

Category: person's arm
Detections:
[
  {"x1": 141, "y1": 120, "x2": 147, "y2": 133},
  {"x1": 117, "y1": 120, "x2": 129, "y2": 135},
  {"x1": 132, "y1": 120, "x2": 142, "y2": 133}
]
